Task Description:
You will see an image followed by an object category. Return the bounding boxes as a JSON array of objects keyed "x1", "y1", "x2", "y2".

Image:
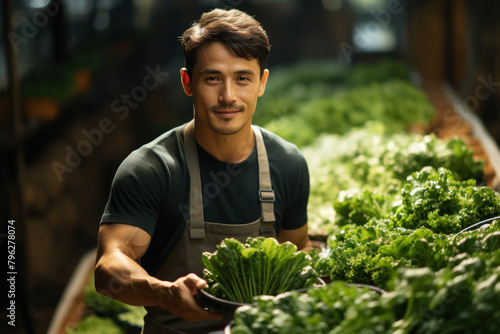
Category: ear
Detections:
[
  {"x1": 258, "y1": 69, "x2": 269, "y2": 97},
  {"x1": 180, "y1": 68, "x2": 193, "y2": 96}
]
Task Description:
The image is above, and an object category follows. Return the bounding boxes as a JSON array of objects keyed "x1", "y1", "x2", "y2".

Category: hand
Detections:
[{"x1": 158, "y1": 273, "x2": 224, "y2": 322}]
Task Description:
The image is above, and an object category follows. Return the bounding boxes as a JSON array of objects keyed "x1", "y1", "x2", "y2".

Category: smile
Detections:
[{"x1": 213, "y1": 109, "x2": 242, "y2": 118}]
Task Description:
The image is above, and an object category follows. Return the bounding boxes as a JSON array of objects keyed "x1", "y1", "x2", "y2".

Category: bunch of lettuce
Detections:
[
  {"x1": 386, "y1": 252, "x2": 500, "y2": 334},
  {"x1": 264, "y1": 80, "x2": 434, "y2": 147},
  {"x1": 380, "y1": 135, "x2": 484, "y2": 183},
  {"x1": 333, "y1": 165, "x2": 492, "y2": 231},
  {"x1": 312, "y1": 216, "x2": 500, "y2": 289},
  {"x1": 333, "y1": 189, "x2": 398, "y2": 227},
  {"x1": 231, "y1": 281, "x2": 389, "y2": 334},
  {"x1": 303, "y1": 123, "x2": 484, "y2": 234},
  {"x1": 254, "y1": 59, "x2": 414, "y2": 130},
  {"x1": 393, "y1": 167, "x2": 500, "y2": 234},
  {"x1": 202, "y1": 237, "x2": 318, "y2": 304},
  {"x1": 311, "y1": 166, "x2": 500, "y2": 290},
  {"x1": 253, "y1": 60, "x2": 348, "y2": 127},
  {"x1": 232, "y1": 250, "x2": 500, "y2": 334}
]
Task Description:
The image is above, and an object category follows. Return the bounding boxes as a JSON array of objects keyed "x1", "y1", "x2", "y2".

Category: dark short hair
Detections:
[{"x1": 180, "y1": 8, "x2": 270, "y2": 77}]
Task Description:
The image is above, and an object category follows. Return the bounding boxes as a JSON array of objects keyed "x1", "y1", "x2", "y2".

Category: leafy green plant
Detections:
[
  {"x1": 254, "y1": 59, "x2": 414, "y2": 130},
  {"x1": 84, "y1": 275, "x2": 131, "y2": 316},
  {"x1": 202, "y1": 237, "x2": 318, "y2": 304},
  {"x1": 117, "y1": 306, "x2": 147, "y2": 328},
  {"x1": 333, "y1": 189, "x2": 397, "y2": 226},
  {"x1": 231, "y1": 280, "x2": 393, "y2": 334},
  {"x1": 233, "y1": 250, "x2": 500, "y2": 334},
  {"x1": 66, "y1": 315, "x2": 125, "y2": 334},
  {"x1": 76, "y1": 274, "x2": 146, "y2": 332},
  {"x1": 264, "y1": 80, "x2": 434, "y2": 147},
  {"x1": 315, "y1": 218, "x2": 500, "y2": 289},
  {"x1": 302, "y1": 122, "x2": 484, "y2": 234},
  {"x1": 393, "y1": 167, "x2": 500, "y2": 234}
]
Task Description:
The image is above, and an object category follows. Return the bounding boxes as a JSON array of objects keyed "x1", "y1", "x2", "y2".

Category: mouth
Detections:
[{"x1": 212, "y1": 108, "x2": 243, "y2": 119}]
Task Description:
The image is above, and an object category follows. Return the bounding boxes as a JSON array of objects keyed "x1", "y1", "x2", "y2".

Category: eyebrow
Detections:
[{"x1": 199, "y1": 68, "x2": 256, "y2": 76}]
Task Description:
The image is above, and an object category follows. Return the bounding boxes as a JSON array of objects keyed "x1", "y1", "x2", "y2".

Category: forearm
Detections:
[
  {"x1": 298, "y1": 237, "x2": 313, "y2": 253},
  {"x1": 94, "y1": 249, "x2": 165, "y2": 307},
  {"x1": 94, "y1": 224, "x2": 222, "y2": 321},
  {"x1": 278, "y1": 224, "x2": 312, "y2": 253},
  {"x1": 94, "y1": 249, "x2": 222, "y2": 322}
]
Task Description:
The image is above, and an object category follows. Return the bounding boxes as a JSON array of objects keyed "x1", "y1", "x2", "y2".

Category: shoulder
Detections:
[
  {"x1": 255, "y1": 125, "x2": 307, "y2": 164},
  {"x1": 115, "y1": 124, "x2": 186, "y2": 180},
  {"x1": 254, "y1": 126, "x2": 309, "y2": 184}
]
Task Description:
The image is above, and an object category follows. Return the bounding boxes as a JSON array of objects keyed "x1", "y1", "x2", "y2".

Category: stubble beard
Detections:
[
  {"x1": 209, "y1": 118, "x2": 248, "y2": 136},
  {"x1": 208, "y1": 103, "x2": 249, "y2": 136}
]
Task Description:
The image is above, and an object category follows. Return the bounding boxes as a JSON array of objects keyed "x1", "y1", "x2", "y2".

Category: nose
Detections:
[{"x1": 218, "y1": 81, "x2": 236, "y2": 104}]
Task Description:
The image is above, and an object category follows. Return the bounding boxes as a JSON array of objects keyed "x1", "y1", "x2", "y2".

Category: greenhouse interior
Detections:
[{"x1": 1, "y1": 0, "x2": 500, "y2": 333}]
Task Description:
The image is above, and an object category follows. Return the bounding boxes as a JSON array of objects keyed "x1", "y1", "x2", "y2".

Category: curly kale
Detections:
[
  {"x1": 318, "y1": 218, "x2": 500, "y2": 289},
  {"x1": 333, "y1": 189, "x2": 398, "y2": 226},
  {"x1": 393, "y1": 167, "x2": 500, "y2": 234},
  {"x1": 383, "y1": 135, "x2": 485, "y2": 183}
]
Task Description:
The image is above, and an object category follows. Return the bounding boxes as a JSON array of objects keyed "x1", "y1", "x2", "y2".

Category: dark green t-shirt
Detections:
[{"x1": 101, "y1": 123, "x2": 309, "y2": 273}]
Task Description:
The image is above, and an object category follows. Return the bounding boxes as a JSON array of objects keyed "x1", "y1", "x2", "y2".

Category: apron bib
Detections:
[{"x1": 142, "y1": 121, "x2": 276, "y2": 334}]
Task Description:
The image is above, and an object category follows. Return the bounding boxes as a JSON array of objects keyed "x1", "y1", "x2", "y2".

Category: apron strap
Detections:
[
  {"x1": 184, "y1": 120, "x2": 205, "y2": 239},
  {"x1": 184, "y1": 122, "x2": 276, "y2": 239},
  {"x1": 252, "y1": 126, "x2": 276, "y2": 237}
]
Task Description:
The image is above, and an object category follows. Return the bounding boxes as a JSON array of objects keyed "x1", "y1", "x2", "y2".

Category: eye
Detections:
[
  {"x1": 237, "y1": 76, "x2": 251, "y2": 82},
  {"x1": 206, "y1": 76, "x2": 219, "y2": 82}
]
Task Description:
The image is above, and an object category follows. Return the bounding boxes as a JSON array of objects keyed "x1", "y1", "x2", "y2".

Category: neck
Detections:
[{"x1": 193, "y1": 121, "x2": 255, "y2": 163}]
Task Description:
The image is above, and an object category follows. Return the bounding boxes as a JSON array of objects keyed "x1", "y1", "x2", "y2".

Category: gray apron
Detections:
[{"x1": 142, "y1": 121, "x2": 277, "y2": 334}]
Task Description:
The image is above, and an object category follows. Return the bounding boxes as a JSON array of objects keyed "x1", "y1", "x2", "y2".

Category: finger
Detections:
[
  {"x1": 182, "y1": 294, "x2": 224, "y2": 321},
  {"x1": 195, "y1": 279, "x2": 207, "y2": 290},
  {"x1": 184, "y1": 274, "x2": 207, "y2": 292}
]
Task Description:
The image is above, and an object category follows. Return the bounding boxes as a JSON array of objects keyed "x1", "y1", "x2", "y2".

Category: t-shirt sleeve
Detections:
[
  {"x1": 281, "y1": 150, "x2": 310, "y2": 230},
  {"x1": 100, "y1": 148, "x2": 166, "y2": 236}
]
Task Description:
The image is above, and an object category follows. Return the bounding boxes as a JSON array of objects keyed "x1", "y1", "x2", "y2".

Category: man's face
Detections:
[{"x1": 181, "y1": 41, "x2": 269, "y2": 136}]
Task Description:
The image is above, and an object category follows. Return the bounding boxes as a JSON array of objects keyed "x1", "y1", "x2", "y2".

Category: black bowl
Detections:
[
  {"x1": 195, "y1": 289, "x2": 251, "y2": 319},
  {"x1": 224, "y1": 320, "x2": 235, "y2": 334},
  {"x1": 347, "y1": 283, "x2": 387, "y2": 294},
  {"x1": 196, "y1": 278, "x2": 326, "y2": 319}
]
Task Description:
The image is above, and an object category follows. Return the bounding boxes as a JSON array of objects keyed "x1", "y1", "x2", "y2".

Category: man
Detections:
[{"x1": 94, "y1": 8, "x2": 311, "y2": 334}]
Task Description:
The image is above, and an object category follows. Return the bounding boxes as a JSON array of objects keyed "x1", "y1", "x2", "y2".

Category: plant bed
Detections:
[{"x1": 48, "y1": 249, "x2": 146, "y2": 334}]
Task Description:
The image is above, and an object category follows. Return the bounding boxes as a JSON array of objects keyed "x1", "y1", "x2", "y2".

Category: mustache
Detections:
[{"x1": 209, "y1": 104, "x2": 244, "y2": 111}]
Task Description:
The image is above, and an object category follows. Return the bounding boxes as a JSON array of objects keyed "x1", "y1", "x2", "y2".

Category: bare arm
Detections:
[
  {"x1": 94, "y1": 223, "x2": 223, "y2": 322},
  {"x1": 277, "y1": 224, "x2": 312, "y2": 252}
]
